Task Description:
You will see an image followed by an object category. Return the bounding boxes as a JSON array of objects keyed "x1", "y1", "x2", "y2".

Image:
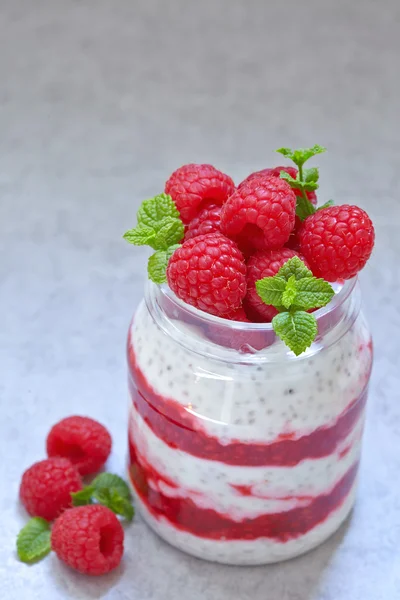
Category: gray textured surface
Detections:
[{"x1": 0, "y1": 0, "x2": 399, "y2": 598}]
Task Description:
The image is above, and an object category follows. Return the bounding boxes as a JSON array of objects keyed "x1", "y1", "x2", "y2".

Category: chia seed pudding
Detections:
[{"x1": 127, "y1": 279, "x2": 372, "y2": 565}]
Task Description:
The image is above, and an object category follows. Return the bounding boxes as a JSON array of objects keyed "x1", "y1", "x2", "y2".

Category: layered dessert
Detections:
[
  {"x1": 123, "y1": 145, "x2": 375, "y2": 563},
  {"x1": 127, "y1": 291, "x2": 372, "y2": 564}
]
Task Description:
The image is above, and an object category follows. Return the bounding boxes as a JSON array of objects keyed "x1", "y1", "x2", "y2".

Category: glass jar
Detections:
[{"x1": 127, "y1": 279, "x2": 372, "y2": 565}]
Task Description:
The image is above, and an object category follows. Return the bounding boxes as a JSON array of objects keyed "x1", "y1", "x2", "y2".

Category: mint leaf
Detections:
[
  {"x1": 277, "y1": 256, "x2": 314, "y2": 281},
  {"x1": 281, "y1": 275, "x2": 297, "y2": 309},
  {"x1": 304, "y1": 167, "x2": 319, "y2": 183},
  {"x1": 137, "y1": 193, "x2": 180, "y2": 227},
  {"x1": 17, "y1": 518, "x2": 51, "y2": 563},
  {"x1": 296, "y1": 196, "x2": 317, "y2": 220},
  {"x1": 277, "y1": 145, "x2": 326, "y2": 168},
  {"x1": 71, "y1": 486, "x2": 94, "y2": 506},
  {"x1": 272, "y1": 311, "x2": 317, "y2": 356},
  {"x1": 280, "y1": 171, "x2": 318, "y2": 193},
  {"x1": 123, "y1": 224, "x2": 156, "y2": 247},
  {"x1": 153, "y1": 217, "x2": 184, "y2": 250},
  {"x1": 147, "y1": 244, "x2": 180, "y2": 284},
  {"x1": 255, "y1": 275, "x2": 287, "y2": 308},
  {"x1": 276, "y1": 147, "x2": 295, "y2": 161},
  {"x1": 293, "y1": 277, "x2": 334, "y2": 310},
  {"x1": 93, "y1": 489, "x2": 134, "y2": 522},
  {"x1": 318, "y1": 200, "x2": 334, "y2": 211},
  {"x1": 92, "y1": 473, "x2": 131, "y2": 501},
  {"x1": 279, "y1": 171, "x2": 302, "y2": 190}
]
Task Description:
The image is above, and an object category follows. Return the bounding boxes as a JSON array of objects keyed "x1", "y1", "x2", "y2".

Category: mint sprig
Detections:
[
  {"x1": 256, "y1": 256, "x2": 335, "y2": 356},
  {"x1": 17, "y1": 517, "x2": 51, "y2": 564},
  {"x1": 276, "y1": 145, "x2": 328, "y2": 221},
  {"x1": 124, "y1": 193, "x2": 183, "y2": 282},
  {"x1": 70, "y1": 473, "x2": 135, "y2": 521}
]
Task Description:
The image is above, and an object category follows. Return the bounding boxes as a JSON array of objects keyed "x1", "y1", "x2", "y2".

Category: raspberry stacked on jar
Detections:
[{"x1": 125, "y1": 148, "x2": 375, "y2": 564}]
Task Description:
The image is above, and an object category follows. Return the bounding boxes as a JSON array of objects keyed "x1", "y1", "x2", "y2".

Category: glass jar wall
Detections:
[{"x1": 127, "y1": 280, "x2": 372, "y2": 565}]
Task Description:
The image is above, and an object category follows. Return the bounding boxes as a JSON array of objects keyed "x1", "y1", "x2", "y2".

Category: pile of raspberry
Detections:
[
  {"x1": 19, "y1": 416, "x2": 124, "y2": 576},
  {"x1": 165, "y1": 163, "x2": 375, "y2": 323}
]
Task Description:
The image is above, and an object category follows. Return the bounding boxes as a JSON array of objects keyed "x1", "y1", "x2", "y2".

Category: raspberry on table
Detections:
[
  {"x1": 185, "y1": 202, "x2": 222, "y2": 240},
  {"x1": 239, "y1": 166, "x2": 317, "y2": 205},
  {"x1": 51, "y1": 505, "x2": 124, "y2": 576},
  {"x1": 299, "y1": 204, "x2": 375, "y2": 281},
  {"x1": 165, "y1": 163, "x2": 235, "y2": 224},
  {"x1": 220, "y1": 176, "x2": 296, "y2": 254},
  {"x1": 245, "y1": 248, "x2": 306, "y2": 322},
  {"x1": 20, "y1": 457, "x2": 82, "y2": 521},
  {"x1": 46, "y1": 416, "x2": 112, "y2": 476},
  {"x1": 167, "y1": 233, "x2": 247, "y2": 316}
]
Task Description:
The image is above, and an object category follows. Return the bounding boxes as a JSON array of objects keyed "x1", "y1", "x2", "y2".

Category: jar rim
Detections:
[{"x1": 155, "y1": 277, "x2": 357, "y2": 332}]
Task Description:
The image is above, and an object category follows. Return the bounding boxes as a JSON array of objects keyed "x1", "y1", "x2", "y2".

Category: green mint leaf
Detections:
[
  {"x1": 123, "y1": 224, "x2": 156, "y2": 247},
  {"x1": 147, "y1": 250, "x2": 169, "y2": 284},
  {"x1": 280, "y1": 171, "x2": 303, "y2": 190},
  {"x1": 71, "y1": 486, "x2": 94, "y2": 506},
  {"x1": 277, "y1": 256, "x2": 314, "y2": 281},
  {"x1": 255, "y1": 275, "x2": 287, "y2": 308},
  {"x1": 93, "y1": 489, "x2": 135, "y2": 522},
  {"x1": 272, "y1": 311, "x2": 318, "y2": 356},
  {"x1": 318, "y1": 200, "x2": 334, "y2": 211},
  {"x1": 276, "y1": 145, "x2": 326, "y2": 168},
  {"x1": 280, "y1": 171, "x2": 318, "y2": 197},
  {"x1": 303, "y1": 167, "x2": 319, "y2": 183},
  {"x1": 92, "y1": 473, "x2": 131, "y2": 501},
  {"x1": 153, "y1": 217, "x2": 184, "y2": 250},
  {"x1": 17, "y1": 518, "x2": 51, "y2": 563},
  {"x1": 276, "y1": 147, "x2": 295, "y2": 161},
  {"x1": 296, "y1": 196, "x2": 317, "y2": 221},
  {"x1": 293, "y1": 277, "x2": 335, "y2": 310},
  {"x1": 137, "y1": 193, "x2": 180, "y2": 228},
  {"x1": 147, "y1": 244, "x2": 180, "y2": 284},
  {"x1": 281, "y1": 275, "x2": 297, "y2": 309}
]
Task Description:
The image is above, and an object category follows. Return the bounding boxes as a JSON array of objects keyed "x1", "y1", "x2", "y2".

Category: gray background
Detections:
[{"x1": 1, "y1": 1, "x2": 399, "y2": 598}]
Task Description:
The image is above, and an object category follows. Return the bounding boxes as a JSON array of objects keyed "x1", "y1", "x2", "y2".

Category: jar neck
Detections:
[{"x1": 144, "y1": 279, "x2": 361, "y2": 363}]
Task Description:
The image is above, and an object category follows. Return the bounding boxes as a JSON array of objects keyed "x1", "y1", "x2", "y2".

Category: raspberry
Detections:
[
  {"x1": 47, "y1": 416, "x2": 112, "y2": 476},
  {"x1": 239, "y1": 166, "x2": 317, "y2": 205},
  {"x1": 299, "y1": 205, "x2": 375, "y2": 281},
  {"x1": 285, "y1": 216, "x2": 303, "y2": 251},
  {"x1": 165, "y1": 164, "x2": 235, "y2": 224},
  {"x1": 20, "y1": 458, "x2": 82, "y2": 521},
  {"x1": 220, "y1": 176, "x2": 296, "y2": 253},
  {"x1": 185, "y1": 203, "x2": 222, "y2": 240},
  {"x1": 51, "y1": 505, "x2": 124, "y2": 575},
  {"x1": 225, "y1": 306, "x2": 250, "y2": 322},
  {"x1": 245, "y1": 248, "x2": 306, "y2": 322},
  {"x1": 166, "y1": 233, "x2": 247, "y2": 316}
]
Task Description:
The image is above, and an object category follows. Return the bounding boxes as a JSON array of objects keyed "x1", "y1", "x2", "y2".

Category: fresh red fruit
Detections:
[
  {"x1": 167, "y1": 233, "x2": 247, "y2": 316},
  {"x1": 165, "y1": 164, "x2": 235, "y2": 224},
  {"x1": 51, "y1": 505, "x2": 124, "y2": 576},
  {"x1": 245, "y1": 248, "x2": 306, "y2": 322},
  {"x1": 185, "y1": 203, "x2": 222, "y2": 240},
  {"x1": 225, "y1": 306, "x2": 250, "y2": 322},
  {"x1": 20, "y1": 458, "x2": 82, "y2": 521},
  {"x1": 285, "y1": 216, "x2": 303, "y2": 251},
  {"x1": 220, "y1": 176, "x2": 296, "y2": 253},
  {"x1": 47, "y1": 416, "x2": 112, "y2": 476},
  {"x1": 299, "y1": 205, "x2": 375, "y2": 281},
  {"x1": 239, "y1": 166, "x2": 317, "y2": 205}
]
